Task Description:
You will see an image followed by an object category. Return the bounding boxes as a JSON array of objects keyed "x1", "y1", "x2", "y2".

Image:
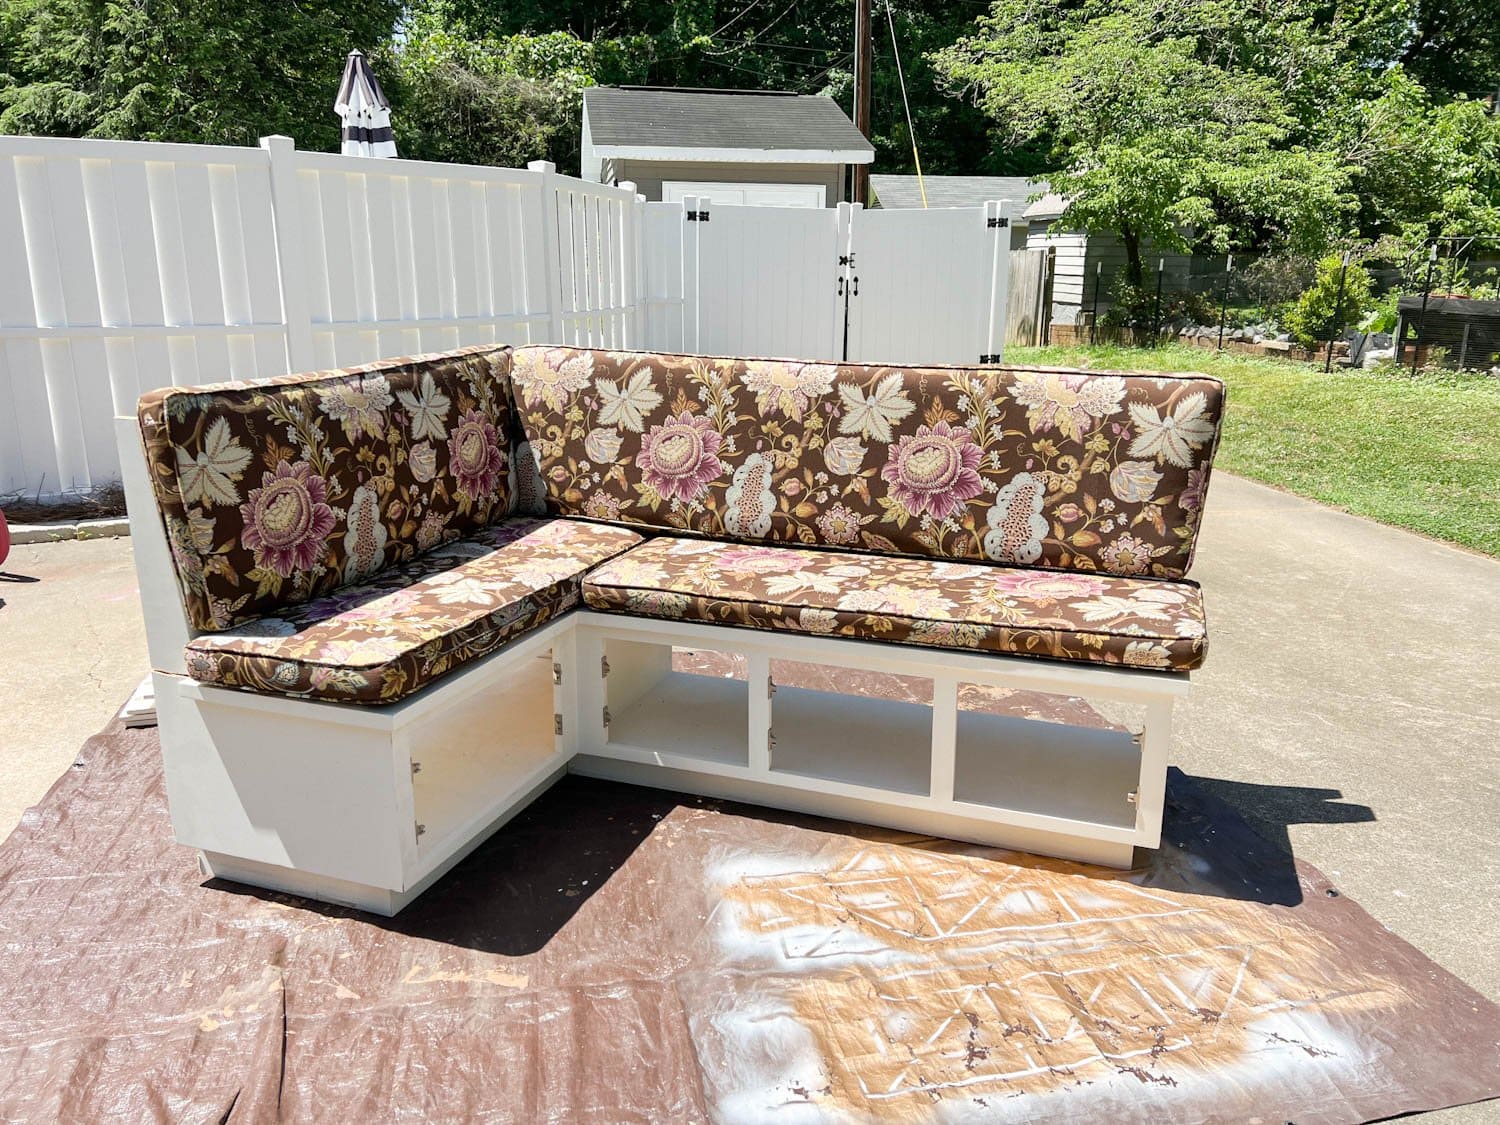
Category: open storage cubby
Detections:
[
  {"x1": 951, "y1": 686, "x2": 1144, "y2": 831},
  {"x1": 570, "y1": 613, "x2": 1182, "y2": 871},
  {"x1": 410, "y1": 648, "x2": 560, "y2": 862},
  {"x1": 603, "y1": 638, "x2": 750, "y2": 768},
  {"x1": 767, "y1": 659, "x2": 933, "y2": 796}
]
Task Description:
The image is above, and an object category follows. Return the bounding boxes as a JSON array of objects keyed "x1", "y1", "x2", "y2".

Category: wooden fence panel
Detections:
[{"x1": 1006, "y1": 249, "x2": 1050, "y2": 347}]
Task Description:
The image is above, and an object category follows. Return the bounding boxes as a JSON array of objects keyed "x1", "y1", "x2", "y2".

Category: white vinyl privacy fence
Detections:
[
  {"x1": 0, "y1": 136, "x2": 640, "y2": 497},
  {"x1": 0, "y1": 133, "x2": 1016, "y2": 498}
]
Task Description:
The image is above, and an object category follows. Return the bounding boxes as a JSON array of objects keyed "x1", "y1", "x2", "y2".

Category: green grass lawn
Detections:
[{"x1": 1011, "y1": 343, "x2": 1500, "y2": 557}]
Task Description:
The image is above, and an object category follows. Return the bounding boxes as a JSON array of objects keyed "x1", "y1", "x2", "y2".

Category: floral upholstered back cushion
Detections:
[
  {"x1": 139, "y1": 345, "x2": 515, "y2": 631},
  {"x1": 511, "y1": 347, "x2": 1225, "y2": 580}
]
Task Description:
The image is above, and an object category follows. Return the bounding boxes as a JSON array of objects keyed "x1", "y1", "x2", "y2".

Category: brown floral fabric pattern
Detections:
[
  {"x1": 184, "y1": 519, "x2": 642, "y2": 704},
  {"x1": 138, "y1": 348, "x2": 522, "y2": 630},
  {"x1": 583, "y1": 536, "x2": 1207, "y2": 672},
  {"x1": 138, "y1": 345, "x2": 516, "y2": 632},
  {"x1": 512, "y1": 347, "x2": 1224, "y2": 581}
]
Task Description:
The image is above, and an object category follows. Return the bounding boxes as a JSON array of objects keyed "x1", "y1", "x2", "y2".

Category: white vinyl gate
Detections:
[
  {"x1": 667, "y1": 198, "x2": 1015, "y2": 366},
  {"x1": 846, "y1": 202, "x2": 1011, "y2": 365},
  {"x1": 682, "y1": 196, "x2": 843, "y2": 361}
]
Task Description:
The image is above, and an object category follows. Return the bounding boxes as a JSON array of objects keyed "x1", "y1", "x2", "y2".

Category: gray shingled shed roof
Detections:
[
  {"x1": 870, "y1": 174, "x2": 1048, "y2": 211},
  {"x1": 583, "y1": 87, "x2": 874, "y2": 162}
]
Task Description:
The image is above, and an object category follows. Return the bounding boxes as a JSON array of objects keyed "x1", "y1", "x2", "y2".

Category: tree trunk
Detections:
[{"x1": 1121, "y1": 226, "x2": 1145, "y2": 288}]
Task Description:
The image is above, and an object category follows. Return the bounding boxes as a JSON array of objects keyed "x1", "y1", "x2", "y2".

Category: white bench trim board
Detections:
[{"x1": 119, "y1": 415, "x2": 1188, "y2": 916}]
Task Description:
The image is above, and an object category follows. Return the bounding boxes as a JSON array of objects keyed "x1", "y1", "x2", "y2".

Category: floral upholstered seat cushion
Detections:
[
  {"x1": 138, "y1": 345, "x2": 517, "y2": 632},
  {"x1": 184, "y1": 519, "x2": 641, "y2": 704},
  {"x1": 512, "y1": 348, "x2": 1225, "y2": 581},
  {"x1": 582, "y1": 537, "x2": 1207, "y2": 672}
]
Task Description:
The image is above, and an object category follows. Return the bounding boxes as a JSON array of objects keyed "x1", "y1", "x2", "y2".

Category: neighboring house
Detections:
[
  {"x1": 1022, "y1": 193, "x2": 1192, "y2": 326},
  {"x1": 581, "y1": 86, "x2": 874, "y2": 208},
  {"x1": 869, "y1": 174, "x2": 1040, "y2": 250}
]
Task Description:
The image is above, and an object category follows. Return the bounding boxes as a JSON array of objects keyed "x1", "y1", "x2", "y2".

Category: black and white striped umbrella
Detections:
[{"x1": 334, "y1": 49, "x2": 396, "y2": 158}]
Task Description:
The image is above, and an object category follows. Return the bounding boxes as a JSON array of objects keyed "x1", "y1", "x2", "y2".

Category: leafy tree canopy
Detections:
[
  {"x1": 932, "y1": 0, "x2": 1500, "y2": 278},
  {"x1": 0, "y1": 0, "x2": 400, "y2": 147}
]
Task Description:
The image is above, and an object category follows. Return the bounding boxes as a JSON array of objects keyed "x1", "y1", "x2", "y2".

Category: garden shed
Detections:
[
  {"x1": 1023, "y1": 193, "x2": 1192, "y2": 326},
  {"x1": 581, "y1": 86, "x2": 874, "y2": 208}
]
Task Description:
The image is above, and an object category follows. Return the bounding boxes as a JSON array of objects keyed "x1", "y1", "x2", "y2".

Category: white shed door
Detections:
[{"x1": 663, "y1": 181, "x2": 825, "y2": 208}]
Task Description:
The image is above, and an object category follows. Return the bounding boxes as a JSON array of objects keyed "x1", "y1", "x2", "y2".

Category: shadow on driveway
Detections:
[{"x1": 207, "y1": 768, "x2": 1376, "y2": 956}]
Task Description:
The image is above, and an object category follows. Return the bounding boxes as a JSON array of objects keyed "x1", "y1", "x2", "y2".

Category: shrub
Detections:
[
  {"x1": 1236, "y1": 254, "x2": 1316, "y2": 319},
  {"x1": 1361, "y1": 289, "x2": 1400, "y2": 335},
  {"x1": 1284, "y1": 253, "x2": 1374, "y2": 348},
  {"x1": 1100, "y1": 278, "x2": 1215, "y2": 332}
]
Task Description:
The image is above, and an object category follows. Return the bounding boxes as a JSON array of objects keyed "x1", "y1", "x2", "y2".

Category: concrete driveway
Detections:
[
  {"x1": 0, "y1": 533, "x2": 149, "y2": 837},
  {"x1": 2, "y1": 476, "x2": 1497, "y2": 1119}
]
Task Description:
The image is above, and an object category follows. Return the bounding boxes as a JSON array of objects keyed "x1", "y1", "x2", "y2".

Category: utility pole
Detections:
[{"x1": 852, "y1": 0, "x2": 872, "y2": 205}]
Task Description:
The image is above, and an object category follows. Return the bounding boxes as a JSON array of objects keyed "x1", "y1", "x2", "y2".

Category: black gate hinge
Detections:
[
  {"x1": 839, "y1": 253, "x2": 856, "y2": 266},
  {"x1": 980, "y1": 353, "x2": 1002, "y2": 363},
  {"x1": 686, "y1": 209, "x2": 710, "y2": 222},
  {"x1": 987, "y1": 216, "x2": 1009, "y2": 228}
]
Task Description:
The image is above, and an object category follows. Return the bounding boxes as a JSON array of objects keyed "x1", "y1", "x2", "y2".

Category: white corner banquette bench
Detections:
[{"x1": 119, "y1": 344, "x2": 1224, "y2": 915}]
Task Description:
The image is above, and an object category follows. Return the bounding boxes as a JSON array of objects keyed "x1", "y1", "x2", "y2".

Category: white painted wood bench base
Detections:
[{"x1": 148, "y1": 611, "x2": 1184, "y2": 916}]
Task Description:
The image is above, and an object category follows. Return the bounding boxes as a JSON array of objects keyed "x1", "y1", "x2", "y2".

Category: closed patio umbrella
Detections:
[{"x1": 334, "y1": 49, "x2": 397, "y2": 158}]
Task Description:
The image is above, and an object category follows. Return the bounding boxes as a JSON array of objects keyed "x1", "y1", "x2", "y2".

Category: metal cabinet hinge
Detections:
[
  {"x1": 554, "y1": 713, "x2": 563, "y2": 735},
  {"x1": 1132, "y1": 730, "x2": 1145, "y2": 750},
  {"x1": 1125, "y1": 790, "x2": 1138, "y2": 806},
  {"x1": 987, "y1": 216, "x2": 1009, "y2": 228},
  {"x1": 602, "y1": 706, "x2": 612, "y2": 728},
  {"x1": 552, "y1": 661, "x2": 562, "y2": 685},
  {"x1": 768, "y1": 729, "x2": 776, "y2": 751},
  {"x1": 411, "y1": 761, "x2": 422, "y2": 776},
  {"x1": 767, "y1": 678, "x2": 776, "y2": 699},
  {"x1": 415, "y1": 822, "x2": 427, "y2": 840},
  {"x1": 601, "y1": 655, "x2": 611, "y2": 678}
]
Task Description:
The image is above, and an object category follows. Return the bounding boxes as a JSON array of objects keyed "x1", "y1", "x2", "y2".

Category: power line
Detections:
[
  {"x1": 800, "y1": 52, "x2": 855, "y2": 92},
  {"x1": 885, "y1": 0, "x2": 927, "y2": 205},
  {"x1": 701, "y1": 0, "x2": 804, "y2": 56},
  {"x1": 705, "y1": 0, "x2": 771, "y2": 40}
]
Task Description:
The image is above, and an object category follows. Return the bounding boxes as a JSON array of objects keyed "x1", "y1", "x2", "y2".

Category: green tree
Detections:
[
  {"x1": 932, "y1": 2, "x2": 1351, "y2": 284},
  {"x1": 378, "y1": 7, "x2": 609, "y2": 171},
  {"x1": 0, "y1": 0, "x2": 400, "y2": 148},
  {"x1": 1392, "y1": 0, "x2": 1500, "y2": 97},
  {"x1": 1343, "y1": 72, "x2": 1500, "y2": 244}
]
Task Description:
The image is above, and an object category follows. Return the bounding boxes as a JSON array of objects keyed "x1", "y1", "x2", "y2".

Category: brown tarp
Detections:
[{"x1": 2, "y1": 713, "x2": 1499, "y2": 1122}]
